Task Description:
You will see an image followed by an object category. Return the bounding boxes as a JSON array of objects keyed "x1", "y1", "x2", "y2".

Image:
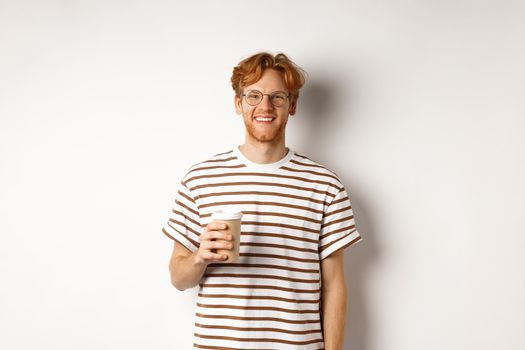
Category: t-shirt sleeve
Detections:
[
  {"x1": 161, "y1": 181, "x2": 202, "y2": 253},
  {"x1": 318, "y1": 187, "x2": 362, "y2": 260}
]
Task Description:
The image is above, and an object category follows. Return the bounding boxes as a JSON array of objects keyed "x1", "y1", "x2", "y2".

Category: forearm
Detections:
[
  {"x1": 322, "y1": 283, "x2": 348, "y2": 350},
  {"x1": 169, "y1": 252, "x2": 207, "y2": 291}
]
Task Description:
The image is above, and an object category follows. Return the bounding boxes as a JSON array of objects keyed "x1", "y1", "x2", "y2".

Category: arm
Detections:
[
  {"x1": 169, "y1": 222, "x2": 232, "y2": 291},
  {"x1": 321, "y1": 249, "x2": 348, "y2": 350}
]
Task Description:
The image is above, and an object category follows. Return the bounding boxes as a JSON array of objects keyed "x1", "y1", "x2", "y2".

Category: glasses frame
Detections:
[{"x1": 241, "y1": 90, "x2": 291, "y2": 107}]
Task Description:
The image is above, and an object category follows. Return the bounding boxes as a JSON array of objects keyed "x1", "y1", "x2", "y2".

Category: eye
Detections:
[
  {"x1": 246, "y1": 91, "x2": 261, "y2": 100},
  {"x1": 271, "y1": 93, "x2": 287, "y2": 102}
]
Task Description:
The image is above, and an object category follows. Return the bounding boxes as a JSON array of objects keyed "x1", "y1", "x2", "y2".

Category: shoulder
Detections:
[
  {"x1": 290, "y1": 151, "x2": 345, "y2": 190},
  {"x1": 180, "y1": 149, "x2": 238, "y2": 183}
]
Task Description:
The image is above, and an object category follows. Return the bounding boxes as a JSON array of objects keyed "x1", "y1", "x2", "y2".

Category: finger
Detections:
[
  {"x1": 202, "y1": 231, "x2": 232, "y2": 241},
  {"x1": 206, "y1": 222, "x2": 228, "y2": 231},
  {"x1": 202, "y1": 251, "x2": 228, "y2": 261},
  {"x1": 203, "y1": 240, "x2": 233, "y2": 250}
]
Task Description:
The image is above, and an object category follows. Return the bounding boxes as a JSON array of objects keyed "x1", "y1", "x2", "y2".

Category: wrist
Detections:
[{"x1": 192, "y1": 251, "x2": 207, "y2": 268}]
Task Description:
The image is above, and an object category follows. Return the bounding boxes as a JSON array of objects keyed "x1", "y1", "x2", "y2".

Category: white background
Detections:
[{"x1": 1, "y1": 0, "x2": 524, "y2": 349}]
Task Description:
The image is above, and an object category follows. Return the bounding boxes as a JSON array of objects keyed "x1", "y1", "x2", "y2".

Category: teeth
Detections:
[{"x1": 255, "y1": 117, "x2": 274, "y2": 122}]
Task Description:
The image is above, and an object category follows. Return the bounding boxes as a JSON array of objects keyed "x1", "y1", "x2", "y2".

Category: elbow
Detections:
[
  {"x1": 171, "y1": 279, "x2": 186, "y2": 291},
  {"x1": 322, "y1": 280, "x2": 348, "y2": 297},
  {"x1": 170, "y1": 273, "x2": 187, "y2": 291}
]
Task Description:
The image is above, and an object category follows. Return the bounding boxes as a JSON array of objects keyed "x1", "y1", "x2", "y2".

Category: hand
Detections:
[{"x1": 195, "y1": 222, "x2": 232, "y2": 266}]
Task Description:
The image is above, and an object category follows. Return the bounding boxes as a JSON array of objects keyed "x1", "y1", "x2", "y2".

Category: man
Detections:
[{"x1": 162, "y1": 52, "x2": 362, "y2": 349}]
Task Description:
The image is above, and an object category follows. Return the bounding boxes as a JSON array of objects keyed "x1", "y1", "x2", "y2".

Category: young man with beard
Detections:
[{"x1": 162, "y1": 52, "x2": 362, "y2": 350}]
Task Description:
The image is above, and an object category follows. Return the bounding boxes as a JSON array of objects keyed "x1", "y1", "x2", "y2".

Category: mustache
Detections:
[{"x1": 254, "y1": 110, "x2": 277, "y2": 116}]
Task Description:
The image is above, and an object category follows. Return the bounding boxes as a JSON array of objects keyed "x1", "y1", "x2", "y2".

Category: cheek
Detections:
[{"x1": 242, "y1": 105, "x2": 256, "y2": 118}]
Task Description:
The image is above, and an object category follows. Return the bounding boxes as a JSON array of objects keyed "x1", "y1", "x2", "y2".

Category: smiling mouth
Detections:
[{"x1": 254, "y1": 116, "x2": 276, "y2": 122}]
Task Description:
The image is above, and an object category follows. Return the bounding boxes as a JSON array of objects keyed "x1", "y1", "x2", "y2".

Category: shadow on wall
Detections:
[
  {"x1": 298, "y1": 77, "x2": 379, "y2": 350},
  {"x1": 296, "y1": 78, "x2": 342, "y2": 149}
]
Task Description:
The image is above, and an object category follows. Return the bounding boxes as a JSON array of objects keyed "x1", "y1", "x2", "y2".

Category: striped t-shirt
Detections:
[{"x1": 162, "y1": 146, "x2": 362, "y2": 350}]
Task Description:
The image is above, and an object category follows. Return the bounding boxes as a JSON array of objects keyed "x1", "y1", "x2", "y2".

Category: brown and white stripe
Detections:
[{"x1": 162, "y1": 146, "x2": 362, "y2": 349}]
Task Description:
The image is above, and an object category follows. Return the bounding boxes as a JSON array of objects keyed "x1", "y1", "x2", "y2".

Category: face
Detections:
[{"x1": 235, "y1": 69, "x2": 297, "y2": 144}]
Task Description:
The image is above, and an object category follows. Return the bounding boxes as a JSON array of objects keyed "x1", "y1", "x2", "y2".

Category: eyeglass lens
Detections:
[{"x1": 244, "y1": 91, "x2": 288, "y2": 107}]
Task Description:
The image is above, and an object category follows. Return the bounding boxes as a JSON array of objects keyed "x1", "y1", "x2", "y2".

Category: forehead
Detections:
[{"x1": 243, "y1": 69, "x2": 288, "y2": 92}]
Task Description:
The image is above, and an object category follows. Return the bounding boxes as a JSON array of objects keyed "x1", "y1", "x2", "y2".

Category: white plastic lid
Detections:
[{"x1": 212, "y1": 208, "x2": 243, "y2": 220}]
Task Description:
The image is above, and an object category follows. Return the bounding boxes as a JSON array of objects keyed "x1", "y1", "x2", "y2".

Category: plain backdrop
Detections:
[{"x1": 1, "y1": 0, "x2": 524, "y2": 349}]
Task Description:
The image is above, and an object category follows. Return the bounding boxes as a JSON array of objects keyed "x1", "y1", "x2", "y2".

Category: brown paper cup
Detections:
[{"x1": 212, "y1": 209, "x2": 242, "y2": 263}]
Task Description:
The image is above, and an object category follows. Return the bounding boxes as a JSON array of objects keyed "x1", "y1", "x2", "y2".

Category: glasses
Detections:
[{"x1": 242, "y1": 90, "x2": 290, "y2": 107}]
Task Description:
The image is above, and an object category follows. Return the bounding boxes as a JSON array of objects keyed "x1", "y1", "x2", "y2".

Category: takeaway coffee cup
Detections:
[{"x1": 211, "y1": 209, "x2": 243, "y2": 263}]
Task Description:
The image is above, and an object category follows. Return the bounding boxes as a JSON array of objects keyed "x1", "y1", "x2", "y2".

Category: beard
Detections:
[{"x1": 244, "y1": 118, "x2": 287, "y2": 143}]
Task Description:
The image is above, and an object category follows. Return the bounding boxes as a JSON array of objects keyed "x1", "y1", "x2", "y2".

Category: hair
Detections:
[{"x1": 231, "y1": 52, "x2": 307, "y2": 102}]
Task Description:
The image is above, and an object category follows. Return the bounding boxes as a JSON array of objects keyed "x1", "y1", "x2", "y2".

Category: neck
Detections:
[{"x1": 239, "y1": 139, "x2": 288, "y2": 164}]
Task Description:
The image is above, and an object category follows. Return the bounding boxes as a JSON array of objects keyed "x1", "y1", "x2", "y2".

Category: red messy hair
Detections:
[{"x1": 231, "y1": 52, "x2": 307, "y2": 103}]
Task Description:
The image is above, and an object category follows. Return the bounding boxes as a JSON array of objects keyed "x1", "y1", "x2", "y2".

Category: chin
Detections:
[
  {"x1": 253, "y1": 133, "x2": 282, "y2": 143},
  {"x1": 252, "y1": 136, "x2": 273, "y2": 143},
  {"x1": 245, "y1": 124, "x2": 284, "y2": 143}
]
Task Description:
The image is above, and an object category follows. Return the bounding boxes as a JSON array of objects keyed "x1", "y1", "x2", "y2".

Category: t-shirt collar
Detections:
[{"x1": 233, "y1": 145, "x2": 294, "y2": 172}]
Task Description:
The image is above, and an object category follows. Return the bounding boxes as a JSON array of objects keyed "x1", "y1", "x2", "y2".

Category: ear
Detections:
[
  {"x1": 234, "y1": 95, "x2": 242, "y2": 115},
  {"x1": 289, "y1": 99, "x2": 297, "y2": 116}
]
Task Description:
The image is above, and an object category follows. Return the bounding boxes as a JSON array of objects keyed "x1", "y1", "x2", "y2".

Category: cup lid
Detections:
[{"x1": 212, "y1": 208, "x2": 243, "y2": 220}]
